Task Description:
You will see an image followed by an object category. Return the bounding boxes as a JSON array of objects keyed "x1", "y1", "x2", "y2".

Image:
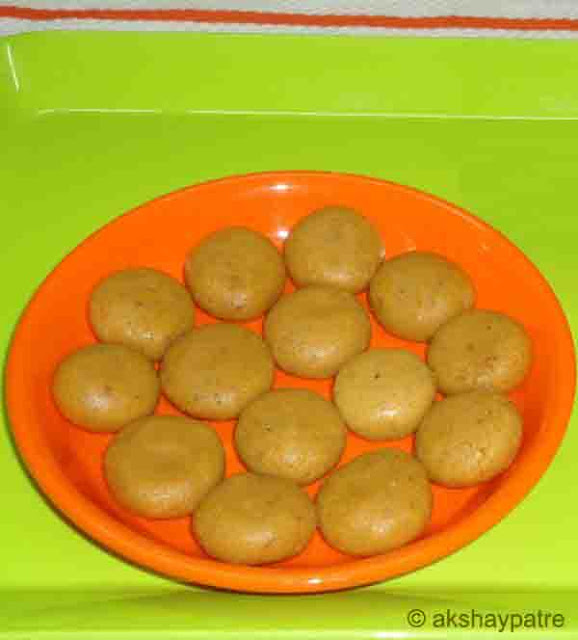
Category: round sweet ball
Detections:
[
  {"x1": 264, "y1": 285, "x2": 371, "y2": 379},
  {"x1": 52, "y1": 343, "x2": 159, "y2": 432},
  {"x1": 161, "y1": 324, "x2": 274, "y2": 420},
  {"x1": 317, "y1": 449, "x2": 432, "y2": 556},
  {"x1": 369, "y1": 251, "x2": 475, "y2": 342},
  {"x1": 192, "y1": 473, "x2": 316, "y2": 565},
  {"x1": 334, "y1": 349, "x2": 436, "y2": 440},
  {"x1": 104, "y1": 415, "x2": 225, "y2": 518},
  {"x1": 235, "y1": 389, "x2": 347, "y2": 485},
  {"x1": 427, "y1": 310, "x2": 532, "y2": 395},
  {"x1": 415, "y1": 391, "x2": 523, "y2": 487},
  {"x1": 89, "y1": 268, "x2": 194, "y2": 361},
  {"x1": 184, "y1": 227, "x2": 285, "y2": 321},
  {"x1": 284, "y1": 206, "x2": 384, "y2": 293}
]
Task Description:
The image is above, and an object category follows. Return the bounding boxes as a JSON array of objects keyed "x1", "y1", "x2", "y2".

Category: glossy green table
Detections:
[{"x1": 1, "y1": 32, "x2": 577, "y2": 638}]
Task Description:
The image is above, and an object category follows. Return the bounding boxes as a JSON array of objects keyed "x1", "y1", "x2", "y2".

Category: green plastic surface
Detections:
[{"x1": 1, "y1": 32, "x2": 577, "y2": 638}]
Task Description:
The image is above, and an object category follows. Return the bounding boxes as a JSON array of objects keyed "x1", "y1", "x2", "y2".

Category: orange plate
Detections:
[{"x1": 6, "y1": 171, "x2": 576, "y2": 593}]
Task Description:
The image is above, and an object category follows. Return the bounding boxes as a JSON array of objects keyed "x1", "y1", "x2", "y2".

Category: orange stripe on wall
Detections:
[{"x1": 2, "y1": 5, "x2": 578, "y2": 31}]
